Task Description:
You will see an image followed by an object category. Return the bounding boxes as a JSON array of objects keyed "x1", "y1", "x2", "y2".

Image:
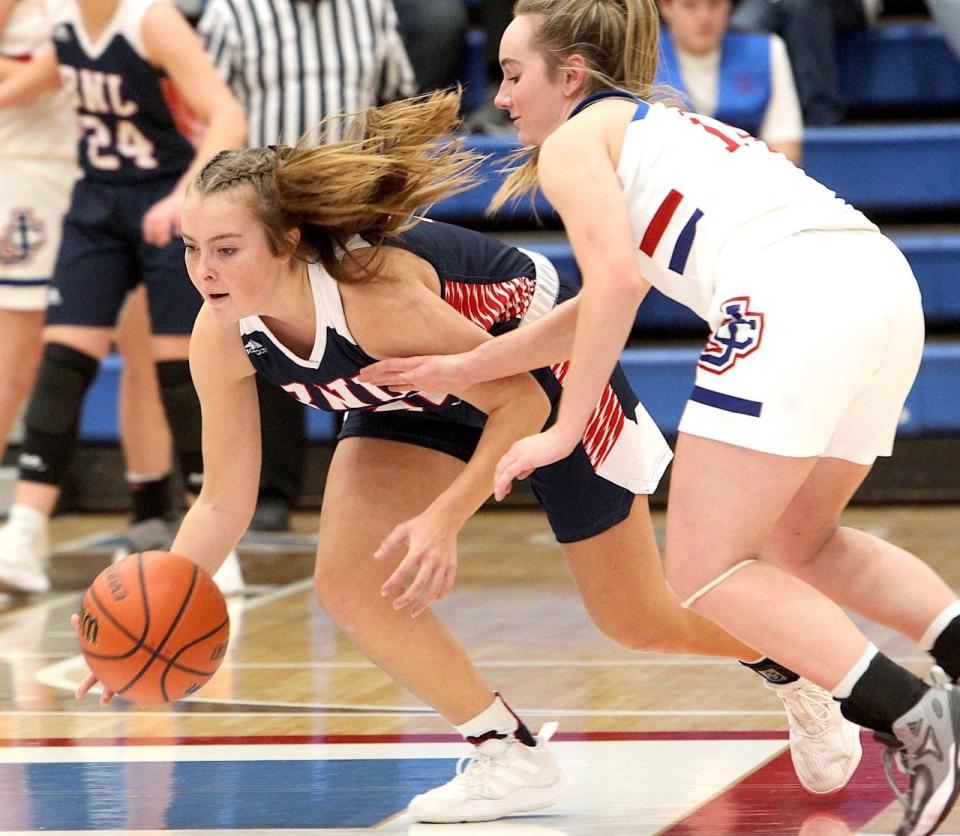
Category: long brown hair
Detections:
[
  {"x1": 491, "y1": 0, "x2": 660, "y2": 213},
  {"x1": 190, "y1": 90, "x2": 480, "y2": 284}
]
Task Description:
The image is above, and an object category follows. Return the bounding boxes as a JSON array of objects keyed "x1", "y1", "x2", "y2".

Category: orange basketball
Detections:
[{"x1": 77, "y1": 551, "x2": 230, "y2": 705}]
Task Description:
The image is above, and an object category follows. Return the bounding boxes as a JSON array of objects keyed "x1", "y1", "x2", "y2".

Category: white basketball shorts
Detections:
[
  {"x1": 678, "y1": 229, "x2": 924, "y2": 464},
  {"x1": 0, "y1": 158, "x2": 76, "y2": 311}
]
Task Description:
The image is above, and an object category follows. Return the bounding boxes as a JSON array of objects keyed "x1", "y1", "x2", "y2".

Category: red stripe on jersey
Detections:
[
  {"x1": 583, "y1": 384, "x2": 625, "y2": 468},
  {"x1": 551, "y1": 361, "x2": 569, "y2": 385},
  {"x1": 443, "y1": 277, "x2": 536, "y2": 330},
  {"x1": 639, "y1": 189, "x2": 683, "y2": 256},
  {"x1": 550, "y1": 363, "x2": 626, "y2": 470}
]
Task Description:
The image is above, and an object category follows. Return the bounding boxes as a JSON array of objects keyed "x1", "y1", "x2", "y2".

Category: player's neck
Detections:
[{"x1": 78, "y1": 0, "x2": 120, "y2": 42}]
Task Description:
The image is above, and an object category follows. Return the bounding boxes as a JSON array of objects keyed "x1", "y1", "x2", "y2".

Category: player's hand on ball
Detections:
[
  {"x1": 375, "y1": 510, "x2": 459, "y2": 618},
  {"x1": 70, "y1": 613, "x2": 116, "y2": 705}
]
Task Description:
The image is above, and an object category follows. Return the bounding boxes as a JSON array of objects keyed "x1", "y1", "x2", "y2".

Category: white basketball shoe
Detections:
[
  {"x1": 0, "y1": 517, "x2": 51, "y2": 593},
  {"x1": 767, "y1": 677, "x2": 862, "y2": 794},
  {"x1": 407, "y1": 722, "x2": 572, "y2": 823}
]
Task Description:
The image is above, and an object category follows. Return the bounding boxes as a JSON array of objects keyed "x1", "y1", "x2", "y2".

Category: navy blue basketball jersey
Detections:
[
  {"x1": 49, "y1": 0, "x2": 194, "y2": 182},
  {"x1": 240, "y1": 220, "x2": 564, "y2": 429},
  {"x1": 242, "y1": 219, "x2": 668, "y2": 494}
]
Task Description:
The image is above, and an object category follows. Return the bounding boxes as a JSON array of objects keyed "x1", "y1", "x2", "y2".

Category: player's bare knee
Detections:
[
  {"x1": 312, "y1": 563, "x2": 362, "y2": 625},
  {"x1": 764, "y1": 525, "x2": 838, "y2": 571}
]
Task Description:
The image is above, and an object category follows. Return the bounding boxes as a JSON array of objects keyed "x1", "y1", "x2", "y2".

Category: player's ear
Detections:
[
  {"x1": 563, "y1": 54, "x2": 590, "y2": 97},
  {"x1": 280, "y1": 227, "x2": 301, "y2": 261}
]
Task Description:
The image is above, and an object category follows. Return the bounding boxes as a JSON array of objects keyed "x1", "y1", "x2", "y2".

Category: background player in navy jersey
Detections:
[
  {"x1": 0, "y1": 0, "x2": 246, "y2": 595},
  {"x1": 61, "y1": 90, "x2": 862, "y2": 823},
  {"x1": 360, "y1": 2, "x2": 960, "y2": 833}
]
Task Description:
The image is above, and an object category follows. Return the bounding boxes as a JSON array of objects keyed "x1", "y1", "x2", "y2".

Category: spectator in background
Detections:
[
  {"x1": 198, "y1": 0, "x2": 415, "y2": 531},
  {"x1": 657, "y1": 0, "x2": 802, "y2": 165},
  {"x1": 730, "y1": 0, "x2": 879, "y2": 125},
  {"x1": 394, "y1": 0, "x2": 468, "y2": 92}
]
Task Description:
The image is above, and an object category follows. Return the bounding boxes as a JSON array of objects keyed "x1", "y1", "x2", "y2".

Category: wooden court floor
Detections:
[{"x1": 0, "y1": 504, "x2": 957, "y2": 834}]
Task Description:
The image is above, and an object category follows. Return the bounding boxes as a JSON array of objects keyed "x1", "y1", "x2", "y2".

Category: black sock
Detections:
[
  {"x1": 741, "y1": 657, "x2": 801, "y2": 685},
  {"x1": 840, "y1": 652, "x2": 929, "y2": 735},
  {"x1": 129, "y1": 473, "x2": 174, "y2": 523},
  {"x1": 931, "y1": 616, "x2": 960, "y2": 682}
]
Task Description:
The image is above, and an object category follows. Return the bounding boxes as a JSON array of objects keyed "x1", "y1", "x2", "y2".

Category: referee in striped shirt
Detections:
[{"x1": 197, "y1": 0, "x2": 417, "y2": 530}]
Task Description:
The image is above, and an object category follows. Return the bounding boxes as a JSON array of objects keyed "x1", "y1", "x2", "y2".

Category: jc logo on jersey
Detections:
[{"x1": 698, "y1": 296, "x2": 764, "y2": 374}]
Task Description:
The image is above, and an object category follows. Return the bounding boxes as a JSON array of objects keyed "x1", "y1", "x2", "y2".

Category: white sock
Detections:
[
  {"x1": 831, "y1": 642, "x2": 879, "y2": 700},
  {"x1": 9, "y1": 504, "x2": 49, "y2": 533},
  {"x1": 455, "y1": 693, "x2": 520, "y2": 741},
  {"x1": 125, "y1": 470, "x2": 170, "y2": 484},
  {"x1": 920, "y1": 600, "x2": 960, "y2": 651}
]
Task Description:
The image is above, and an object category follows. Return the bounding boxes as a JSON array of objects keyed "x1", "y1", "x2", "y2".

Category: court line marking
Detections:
[
  {"x1": 0, "y1": 737, "x2": 787, "y2": 762},
  {"x1": 0, "y1": 706, "x2": 787, "y2": 717}
]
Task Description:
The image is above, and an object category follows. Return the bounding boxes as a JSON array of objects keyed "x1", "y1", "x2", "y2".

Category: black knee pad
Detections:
[
  {"x1": 156, "y1": 360, "x2": 203, "y2": 495},
  {"x1": 20, "y1": 343, "x2": 100, "y2": 486}
]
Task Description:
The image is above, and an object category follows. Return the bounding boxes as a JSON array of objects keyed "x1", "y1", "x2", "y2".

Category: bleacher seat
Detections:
[{"x1": 838, "y1": 22, "x2": 960, "y2": 110}]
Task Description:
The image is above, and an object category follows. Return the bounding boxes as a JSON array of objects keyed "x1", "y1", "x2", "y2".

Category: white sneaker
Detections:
[
  {"x1": 211, "y1": 550, "x2": 245, "y2": 597},
  {"x1": 0, "y1": 519, "x2": 51, "y2": 594},
  {"x1": 768, "y1": 677, "x2": 862, "y2": 794},
  {"x1": 407, "y1": 722, "x2": 572, "y2": 823}
]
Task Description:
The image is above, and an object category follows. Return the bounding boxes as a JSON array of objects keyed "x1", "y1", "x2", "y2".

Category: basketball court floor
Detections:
[{"x1": 0, "y1": 504, "x2": 957, "y2": 834}]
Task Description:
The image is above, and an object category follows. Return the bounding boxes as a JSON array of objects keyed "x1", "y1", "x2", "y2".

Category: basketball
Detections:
[{"x1": 77, "y1": 551, "x2": 230, "y2": 705}]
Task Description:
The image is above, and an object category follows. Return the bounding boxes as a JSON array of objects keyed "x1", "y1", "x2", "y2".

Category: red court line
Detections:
[
  {"x1": 663, "y1": 734, "x2": 894, "y2": 835},
  {"x1": 0, "y1": 730, "x2": 789, "y2": 747}
]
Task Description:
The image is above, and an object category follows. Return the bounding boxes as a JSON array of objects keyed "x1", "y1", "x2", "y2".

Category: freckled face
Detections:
[
  {"x1": 494, "y1": 15, "x2": 572, "y2": 146},
  {"x1": 181, "y1": 190, "x2": 286, "y2": 321}
]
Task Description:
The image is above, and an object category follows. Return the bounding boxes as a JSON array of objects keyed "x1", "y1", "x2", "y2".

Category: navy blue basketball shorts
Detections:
[
  {"x1": 45, "y1": 177, "x2": 201, "y2": 334},
  {"x1": 339, "y1": 365, "x2": 672, "y2": 544}
]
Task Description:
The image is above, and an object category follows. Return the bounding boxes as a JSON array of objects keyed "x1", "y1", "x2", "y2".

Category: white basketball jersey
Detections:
[
  {"x1": 616, "y1": 101, "x2": 877, "y2": 323},
  {"x1": 0, "y1": 0, "x2": 76, "y2": 160}
]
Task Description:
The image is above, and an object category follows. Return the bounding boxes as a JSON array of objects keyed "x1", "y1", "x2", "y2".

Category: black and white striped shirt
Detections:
[{"x1": 198, "y1": 0, "x2": 416, "y2": 146}]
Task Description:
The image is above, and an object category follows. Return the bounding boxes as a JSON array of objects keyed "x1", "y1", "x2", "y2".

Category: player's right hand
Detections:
[
  {"x1": 70, "y1": 613, "x2": 116, "y2": 705},
  {"x1": 357, "y1": 353, "x2": 474, "y2": 396}
]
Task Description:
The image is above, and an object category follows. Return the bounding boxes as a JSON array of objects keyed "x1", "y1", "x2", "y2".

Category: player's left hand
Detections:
[
  {"x1": 494, "y1": 427, "x2": 579, "y2": 500},
  {"x1": 376, "y1": 510, "x2": 459, "y2": 618},
  {"x1": 142, "y1": 191, "x2": 184, "y2": 247},
  {"x1": 69, "y1": 613, "x2": 116, "y2": 705}
]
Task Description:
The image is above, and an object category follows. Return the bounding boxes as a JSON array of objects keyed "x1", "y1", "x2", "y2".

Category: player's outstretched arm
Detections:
[
  {"x1": 357, "y1": 294, "x2": 581, "y2": 393},
  {"x1": 170, "y1": 306, "x2": 261, "y2": 577}
]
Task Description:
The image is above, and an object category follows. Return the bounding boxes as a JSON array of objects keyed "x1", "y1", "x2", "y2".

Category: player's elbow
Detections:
[{"x1": 610, "y1": 271, "x2": 649, "y2": 307}]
